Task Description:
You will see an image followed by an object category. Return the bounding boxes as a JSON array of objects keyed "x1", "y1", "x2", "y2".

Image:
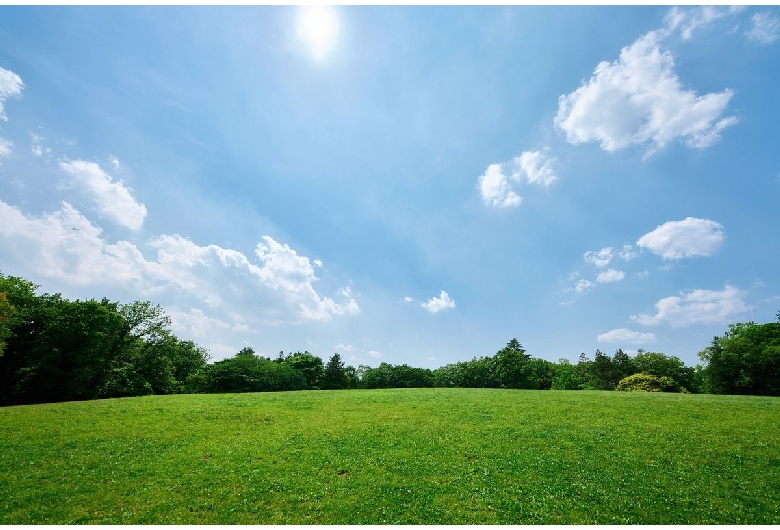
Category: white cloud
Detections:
[
  {"x1": 0, "y1": 138, "x2": 12, "y2": 158},
  {"x1": 422, "y1": 290, "x2": 456, "y2": 313},
  {"x1": 597, "y1": 328, "x2": 656, "y2": 344},
  {"x1": 636, "y1": 217, "x2": 725, "y2": 260},
  {"x1": 575, "y1": 279, "x2": 595, "y2": 293},
  {"x1": 0, "y1": 200, "x2": 359, "y2": 324},
  {"x1": 335, "y1": 343, "x2": 357, "y2": 354},
  {"x1": 631, "y1": 285, "x2": 749, "y2": 327},
  {"x1": 554, "y1": 29, "x2": 737, "y2": 155},
  {"x1": 109, "y1": 155, "x2": 121, "y2": 169},
  {"x1": 509, "y1": 150, "x2": 558, "y2": 187},
  {"x1": 478, "y1": 149, "x2": 557, "y2": 208},
  {"x1": 584, "y1": 247, "x2": 614, "y2": 268},
  {"x1": 59, "y1": 159, "x2": 148, "y2": 230},
  {"x1": 478, "y1": 163, "x2": 522, "y2": 208},
  {"x1": 746, "y1": 12, "x2": 780, "y2": 44},
  {"x1": 618, "y1": 244, "x2": 638, "y2": 261},
  {"x1": 367, "y1": 350, "x2": 383, "y2": 358},
  {"x1": 168, "y1": 307, "x2": 231, "y2": 339},
  {"x1": 665, "y1": 6, "x2": 732, "y2": 40},
  {"x1": 403, "y1": 296, "x2": 413, "y2": 303},
  {"x1": 0, "y1": 67, "x2": 23, "y2": 121},
  {"x1": 596, "y1": 269, "x2": 625, "y2": 283}
]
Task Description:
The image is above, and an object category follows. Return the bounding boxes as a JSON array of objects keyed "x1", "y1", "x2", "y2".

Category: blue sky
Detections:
[{"x1": 1, "y1": 5, "x2": 779, "y2": 368}]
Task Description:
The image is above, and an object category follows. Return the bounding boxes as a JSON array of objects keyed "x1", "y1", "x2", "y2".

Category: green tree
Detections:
[
  {"x1": 634, "y1": 351, "x2": 695, "y2": 392},
  {"x1": 551, "y1": 359, "x2": 581, "y2": 390},
  {"x1": 323, "y1": 353, "x2": 347, "y2": 390},
  {"x1": 699, "y1": 319, "x2": 780, "y2": 396},
  {"x1": 284, "y1": 351, "x2": 325, "y2": 389}
]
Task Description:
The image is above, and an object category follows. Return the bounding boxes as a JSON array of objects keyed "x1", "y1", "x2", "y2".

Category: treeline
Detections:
[
  {"x1": 1, "y1": 273, "x2": 778, "y2": 405},
  {"x1": 0, "y1": 274, "x2": 210, "y2": 405}
]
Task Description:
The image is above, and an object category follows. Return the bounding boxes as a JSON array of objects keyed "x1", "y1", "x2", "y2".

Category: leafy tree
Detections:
[
  {"x1": 0, "y1": 291, "x2": 14, "y2": 356},
  {"x1": 698, "y1": 319, "x2": 780, "y2": 396},
  {"x1": 634, "y1": 351, "x2": 695, "y2": 392},
  {"x1": 283, "y1": 351, "x2": 325, "y2": 390},
  {"x1": 323, "y1": 353, "x2": 348, "y2": 390},
  {"x1": 206, "y1": 349, "x2": 306, "y2": 393},
  {"x1": 494, "y1": 339, "x2": 531, "y2": 389},
  {"x1": 551, "y1": 359, "x2": 581, "y2": 390}
]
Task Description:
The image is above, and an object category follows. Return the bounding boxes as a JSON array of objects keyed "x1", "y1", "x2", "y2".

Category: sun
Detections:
[{"x1": 297, "y1": 6, "x2": 339, "y2": 62}]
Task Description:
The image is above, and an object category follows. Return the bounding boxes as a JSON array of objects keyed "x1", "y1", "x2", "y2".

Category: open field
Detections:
[{"x1": 1, "y1": 388, "x2": 779, "y2": 524}]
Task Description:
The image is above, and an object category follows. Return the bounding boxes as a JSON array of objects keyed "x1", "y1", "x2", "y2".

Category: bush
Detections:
[{"x1": 616, "y1": 373, "x2": 688, "y2": 393}]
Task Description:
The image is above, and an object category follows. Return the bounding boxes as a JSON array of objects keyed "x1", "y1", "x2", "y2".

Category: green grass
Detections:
[{"x1": 1, "y1": 388, "x2": 779, "y2": 524}]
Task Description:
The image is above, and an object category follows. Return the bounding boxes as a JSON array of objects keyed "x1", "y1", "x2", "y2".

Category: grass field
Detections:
[{"x1": 1, "y1": 388, "x2": 779, "y2": 524}]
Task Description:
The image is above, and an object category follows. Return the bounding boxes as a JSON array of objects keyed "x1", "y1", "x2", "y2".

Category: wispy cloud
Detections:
[
  {"x1": 0, "y1": 138, "x2": 12, "y2": 158},
  {"x1": 597, "y1": 328, "x2": 656, "y2": 344},
  {"x1": 59, "y1": 159, "x2": 148, "y2": 231},
  {"x1": 0, "y1": 66, "x2": 23, "y2": 121},
  {"x1": 746, "y1": 12, "x2": 780, "y2": 44},
  {"x1": 574, "y1": 279, "x2": 595, "y2": 293},
  {"x1": 631, "y1": 285, "x2": 749, "y2": 327}
]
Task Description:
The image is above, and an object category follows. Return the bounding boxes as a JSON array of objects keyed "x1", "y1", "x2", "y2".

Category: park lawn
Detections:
[{"x1": 1, "y1": 388, "x2": 778, "y2": 524}]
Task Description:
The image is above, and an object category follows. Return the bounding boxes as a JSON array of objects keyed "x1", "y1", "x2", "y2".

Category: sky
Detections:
[{"x1": 1, "y1": 5, "x2": 779, "y2": 368}]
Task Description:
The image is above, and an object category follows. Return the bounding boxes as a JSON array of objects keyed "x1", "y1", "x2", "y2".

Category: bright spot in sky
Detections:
[{"x1": 297, "y1": 6, "x2": 339, "y2": 62}]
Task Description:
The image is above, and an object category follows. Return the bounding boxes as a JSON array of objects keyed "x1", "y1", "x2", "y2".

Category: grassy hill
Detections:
[{"x1": 1, "y1": 388, "x2": 778, "y2": 524}]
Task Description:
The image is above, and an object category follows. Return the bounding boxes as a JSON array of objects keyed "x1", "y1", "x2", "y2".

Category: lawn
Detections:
[{"x1": 1, "y1": 388, "x2": 778, "y2": 524}]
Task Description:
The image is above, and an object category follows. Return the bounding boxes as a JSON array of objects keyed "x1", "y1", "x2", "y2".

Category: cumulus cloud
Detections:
[
  {"x1": 509, "y1": 150, "x2": 558, "y2": 187},
  {"x1": 597, "y1": 328, "x2": 656, "y2": 344},
  {"x1": 575, "y1": 279, "x2": 595, "y2": 293},
  {"x1": 168, "y1": 307, "x2": 236, "y2": 339},
  {"x1": 596, "y1": 269, "x2": 625, "y2": 283},
  {"x1": 478, "y1": 163, "x2": 522, "y2": 208},
  {"x1": 0, "y1": 200, "x2": 359, "y2": 324},
  {"x1": 0, "y1": 138, "x2": 12, "y2": 158},
  {"x1": 478, "y1": 149, "x2": 557, "y2": 208},
  {"x1": 0, "y1": 66, "x2": 23, "y2": 121},
  {"x1": 636, "y1": 217, "x2": 725, "y2": 260},
  {"x1": 746, "y1": 12, "x2": 780, "y2": 44},
  {"x1": 367, "y1": 350, "x2": 383, "y2": 358},
  {"x1": 422, "y1": 290, "x2": 456, "y2": 313},
  {"x1": 631, "y1": 285, "x2": 749, "y2": 327},
  {"x1": 59, "y1": 159, "x2": 148, "y2": 230},
  {"x1": 403, "y1": 296, "x2": 413, "y2": 303},
  {"x1": 554, "y1": 28, "x2": 737, "y2": 155}
]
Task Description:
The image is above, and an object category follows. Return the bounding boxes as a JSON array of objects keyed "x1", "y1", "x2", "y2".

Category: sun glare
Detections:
[{"x1": 297, "y1": 6, "x2": 339, "y2": 62}]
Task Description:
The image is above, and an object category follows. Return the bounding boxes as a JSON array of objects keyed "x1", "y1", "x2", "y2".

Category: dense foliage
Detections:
[
  {"x1": 1, "y1": 272, "x2": 778, "y2": 405},
  {"x1": 698, "y1": 317, "x2": 780, "y2": 396}
]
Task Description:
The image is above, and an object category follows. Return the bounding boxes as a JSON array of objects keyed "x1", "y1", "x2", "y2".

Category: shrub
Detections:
[{"x1": 616, "y1": 372, "x2": 688, "y2": 393}]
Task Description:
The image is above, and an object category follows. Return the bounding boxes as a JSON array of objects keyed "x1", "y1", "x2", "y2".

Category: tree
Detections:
[
  {"x1": 634, "y1": 351, "x2": 695, "y2": 392},
  {"x1": 494, "y1": 340, "x2": 531, "y2": 389},
  {"x1": 551, "y1": 359, "x2": 580, "y2": 390},
  {"x1": 323, "y1": 353, "x2": 347, "y2": 390},
  {"x1": 283, "y1": 351, "x2": 325, "y2": 390},
  {"x1": 0, "y1": 291, "x2": 14, "y2": 356},
  {"x1": 699, "y1": 319, "x2": 780, "y2": 396}
]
